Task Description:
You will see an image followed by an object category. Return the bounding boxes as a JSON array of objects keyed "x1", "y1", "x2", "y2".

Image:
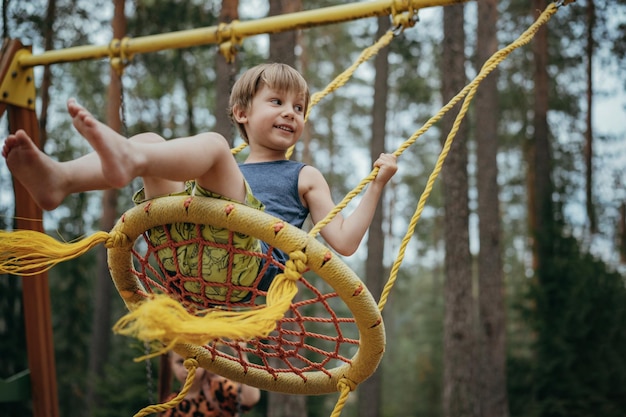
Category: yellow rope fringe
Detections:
[
  {"x1": 0, "y1": 230, "x2": 113, "y2": 276},
  {"x1": 134, "y1": 357, "x2": 198, "y2": 417},
  {"x1": 113, "y1": 250, "x2": 307, "y2": 360}
]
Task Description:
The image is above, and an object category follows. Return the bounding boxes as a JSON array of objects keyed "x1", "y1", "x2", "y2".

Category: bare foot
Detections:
[
  {"x1": 67, "y1": 98, "x2": 138, "y2": 188},
  {"x1": 2, "y1": 130, "x2": 68, "y2": 210}
]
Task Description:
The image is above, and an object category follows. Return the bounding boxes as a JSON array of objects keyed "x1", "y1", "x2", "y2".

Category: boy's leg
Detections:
[
  {"x1": 69, "y1": 99, "x2": 246, "y2": 203},
  {"x1": 2, "y1": 98, "x2": 245, "y2": 211},
  {"x1": 1, "y1": 129, "x2": 185, "y2": 210},
  {"x1": 2, "y1": 129, "x2": 111, "y2": 211},
  {"x1": 129, "y1": 134, "x2": 185, "y2": 199}
]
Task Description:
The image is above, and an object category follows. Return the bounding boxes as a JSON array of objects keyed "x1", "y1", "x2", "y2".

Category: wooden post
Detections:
[{"x1": 0, "y1": 39, "x2": 60, "y2": 417}]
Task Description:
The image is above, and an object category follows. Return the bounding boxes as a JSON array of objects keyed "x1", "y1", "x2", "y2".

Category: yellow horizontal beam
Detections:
[{"x1": 18, "y1": 0, "x2": 468, "y2": 69}]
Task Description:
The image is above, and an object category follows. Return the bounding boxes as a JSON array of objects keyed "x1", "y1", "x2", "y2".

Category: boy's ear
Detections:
[{"x1": 232, "y1": 104, "x2": 247, "y2": 123}]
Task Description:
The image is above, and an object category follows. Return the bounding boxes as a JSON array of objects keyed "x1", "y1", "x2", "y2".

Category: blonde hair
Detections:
[{"x1": 228, "y1": 63, "x2": 310, "y2": 143}]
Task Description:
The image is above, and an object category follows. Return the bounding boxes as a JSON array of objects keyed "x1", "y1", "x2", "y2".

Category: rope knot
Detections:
[
  {"x1": 183, "y1": 357, "x2": 199, "y2": 371},
  {"x1": 283, "y1": 250, "x2": 307, "y2": 281},
  {"x1": 337, "y1": 376, "x2": 357, "y2": 392},
  {"x1": 105, "y1": 230, "x2": 131, "y2": 249}
]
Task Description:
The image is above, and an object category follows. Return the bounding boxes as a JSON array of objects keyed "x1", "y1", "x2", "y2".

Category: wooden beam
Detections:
[{"x1": 1, "y1": 39, "x2": 59, "y2": 417}]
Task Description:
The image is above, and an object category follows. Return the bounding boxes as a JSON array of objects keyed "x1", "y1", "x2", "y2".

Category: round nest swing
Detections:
[{"x1": 108, "y1": 194, "x2": 385, "y2": 395}]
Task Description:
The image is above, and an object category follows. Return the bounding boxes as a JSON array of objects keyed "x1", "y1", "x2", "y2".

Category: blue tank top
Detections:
[
  {"x1": 239, "y1": 160, "x2": 310, "y2": 292},
  {"x1": 239, "y1": 160, "x2": 309, "y2": 228}
]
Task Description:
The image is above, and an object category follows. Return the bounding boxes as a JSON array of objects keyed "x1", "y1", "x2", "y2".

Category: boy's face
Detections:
[{"x1": 234, "y1": 84, "x2": 306, "y2": 152}]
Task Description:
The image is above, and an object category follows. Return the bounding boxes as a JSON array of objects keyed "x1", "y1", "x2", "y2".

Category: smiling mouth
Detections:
[{"x1": 275, "y1": 124, "x2": 294, "y2": 133}]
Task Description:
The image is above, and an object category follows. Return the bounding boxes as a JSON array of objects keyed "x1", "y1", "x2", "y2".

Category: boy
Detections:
[{"x1": 2, "y1": 63, "x2": 397, "y2": 299}]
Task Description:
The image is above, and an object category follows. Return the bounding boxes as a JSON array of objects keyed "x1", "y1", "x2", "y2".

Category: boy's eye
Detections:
[
  {"x1": 295, "y1": 104, "x2": 304, "y2": 112},
  {"x1": 271, "y1": 98, "x2": 281, "y2": 105}
]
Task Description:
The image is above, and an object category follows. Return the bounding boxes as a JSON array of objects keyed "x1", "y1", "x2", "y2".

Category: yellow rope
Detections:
[
  {"x1": 133, "y1": 357, "x2": 198, "y2": 417},
  {"x1": 329, "y1": 378, "x2": 356, "y2": 417},
  {"x1": 126, "y1": 4, "x2": 561, "y2": 414},
  {"x1": 377, "y1": 2, "x2": 559, "y2": 312},
  {"x1": 305, "y1": 30, "x2": 395, "y2": 120},
  {"x1": 287, "y1": 29, "x2": 395, "y2": 160},
  {"x1": 231, "y1": 29, "x2": 395, "y2": 158}
]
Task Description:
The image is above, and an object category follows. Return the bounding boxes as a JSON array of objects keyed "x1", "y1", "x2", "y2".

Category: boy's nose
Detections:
[{"x1": 282, "y1": 107, "x2": 295, "y2": 119}]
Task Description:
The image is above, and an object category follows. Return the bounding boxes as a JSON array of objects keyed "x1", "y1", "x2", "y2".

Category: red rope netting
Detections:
[{"x1": 130, "y1": 224, "x2": 359, "y2": 382}]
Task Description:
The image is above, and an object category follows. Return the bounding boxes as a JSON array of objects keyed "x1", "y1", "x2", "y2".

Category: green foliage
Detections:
[
  {"x1": 0, "y1": 209, "x2": 31, "y2": 416},
  {"x1": 510, "y1": 223, "x2": 626, "y2": 417},
  {"x1": 91, "y1": 339, "x2": 162, "y2": 417},
  {"x1": 49, "y1": 252, "x2": 96, "y2": 416},
  {"x1": 382, "y1": 266, "x2": 445, "y2": 417},
  {"x1": 0, "y1": 276, "x2": 31, "y2": 415}
]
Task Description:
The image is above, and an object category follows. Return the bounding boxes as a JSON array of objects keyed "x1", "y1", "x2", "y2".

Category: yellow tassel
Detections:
[
  {"x1": 0, "y1": 230, "x2": 111, "y2": 276},
  {"x1": 113, "y1": 252, "x2": 306, "y2": 358}
]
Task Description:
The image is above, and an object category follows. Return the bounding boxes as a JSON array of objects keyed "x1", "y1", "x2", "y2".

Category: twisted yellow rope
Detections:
[
  {"x1": 305, "y1": 30, "x2": 395, "y2": 120},
  {"x1": 133, "y1": 357, "x2": 198, "y2": 417},
  {"x1": 377, "y1": 3, "x2": 559, "y2": 311},
  {"x1": 329, "y1": 378, "x2": 356, "y2": 417},
  {"x1": 309, "y1": 2, "x2": 560, "y2": 314},
  {"x1": 318, "y1": 5, "x2": 561, "y2": 415},
  {"x1": 287, "y1": 30, "x2": 395, "y2": 160},
  {"x1": 230, "y1": 29, "x2": 395, "y2": 158}
]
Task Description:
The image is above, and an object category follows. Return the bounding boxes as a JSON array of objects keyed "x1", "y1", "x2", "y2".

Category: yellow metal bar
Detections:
[
  {"x1": 17, "y1": 0, "x2": 468, "y2": 69},
  {"x1": 0, "y1": 49, "x2": 36, "y2": 109}
]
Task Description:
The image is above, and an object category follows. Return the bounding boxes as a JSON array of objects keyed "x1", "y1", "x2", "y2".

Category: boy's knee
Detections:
[
  {"x1": 130, "y1": 132, "x2": 166, "y2": 144},
  {"x1": 200, "y1": 132, "x2": 232, "y2": 154}
]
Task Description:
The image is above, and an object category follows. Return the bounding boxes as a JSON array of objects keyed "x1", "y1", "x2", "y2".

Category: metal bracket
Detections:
[
  {"x1": 0, "y1": 48, "x2": 36, "y2": 110},
  {"x1": 217, "y1": 21, "x2": 242, "y2": 64}
]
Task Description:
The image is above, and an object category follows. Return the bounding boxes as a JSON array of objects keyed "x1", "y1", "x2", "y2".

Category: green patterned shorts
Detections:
[{"x1": 133, "y1": 181, "x2": 264, "y2": 303}]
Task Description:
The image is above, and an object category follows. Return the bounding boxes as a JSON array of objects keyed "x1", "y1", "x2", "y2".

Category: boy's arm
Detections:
[{"x1": 301, "y1": 153, "x2": 397, "y2": 256}]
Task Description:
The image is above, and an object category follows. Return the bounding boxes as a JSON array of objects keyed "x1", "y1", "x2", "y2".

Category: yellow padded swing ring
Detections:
[{"x1": 107, "y1": 195, "x2": 385, "y2": 395}]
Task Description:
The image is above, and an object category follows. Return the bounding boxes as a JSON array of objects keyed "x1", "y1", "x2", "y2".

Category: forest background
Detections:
[{"x1": 1, "y1": 0, "x2": 626, "y2": 417}]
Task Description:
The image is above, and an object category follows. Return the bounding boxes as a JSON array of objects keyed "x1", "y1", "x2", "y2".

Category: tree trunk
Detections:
[
  {"x1": 265, "y1": 1, "x2": 307, "y2": 416},
  {"x1": 215, "y1": 0, "x2": 239, "y2": 144},
  {"x1": 585, "y1": 0, "x2": 596, "y2": 234},
  {"x1": 269, "y1": 0, "x2": 301, "y2": 65},
  {"x1": 441, "y1": 4, "x2": 477, "y2": 417},
  {"x1": 530, "y1": 0, "x2": 553, "y2": 272},
  {"x1": 85, "y1": 0, "x2": 125, "y2": 414},
  {"x1": 475, "y1": 1, "x2": 508, "y2": 417},
  {"x1": 38, "y1": 0, "x2": 56, "y2": 146},
  {"x1": 620, "y1": 202, "x2": 626, "y2": 264},
  {"x1": 357, "y1": 15, "x2": 390, "y2": 417}
]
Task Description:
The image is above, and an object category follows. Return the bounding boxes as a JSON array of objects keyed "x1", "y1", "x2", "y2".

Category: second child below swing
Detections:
[{"x1": 2, "y1": 63, "x2": 397, "y2": 296}]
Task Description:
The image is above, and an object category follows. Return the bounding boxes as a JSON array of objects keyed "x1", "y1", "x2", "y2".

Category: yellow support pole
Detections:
[{"x1": 17, "y1": 0, "x2": 469, "y2": 69}]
